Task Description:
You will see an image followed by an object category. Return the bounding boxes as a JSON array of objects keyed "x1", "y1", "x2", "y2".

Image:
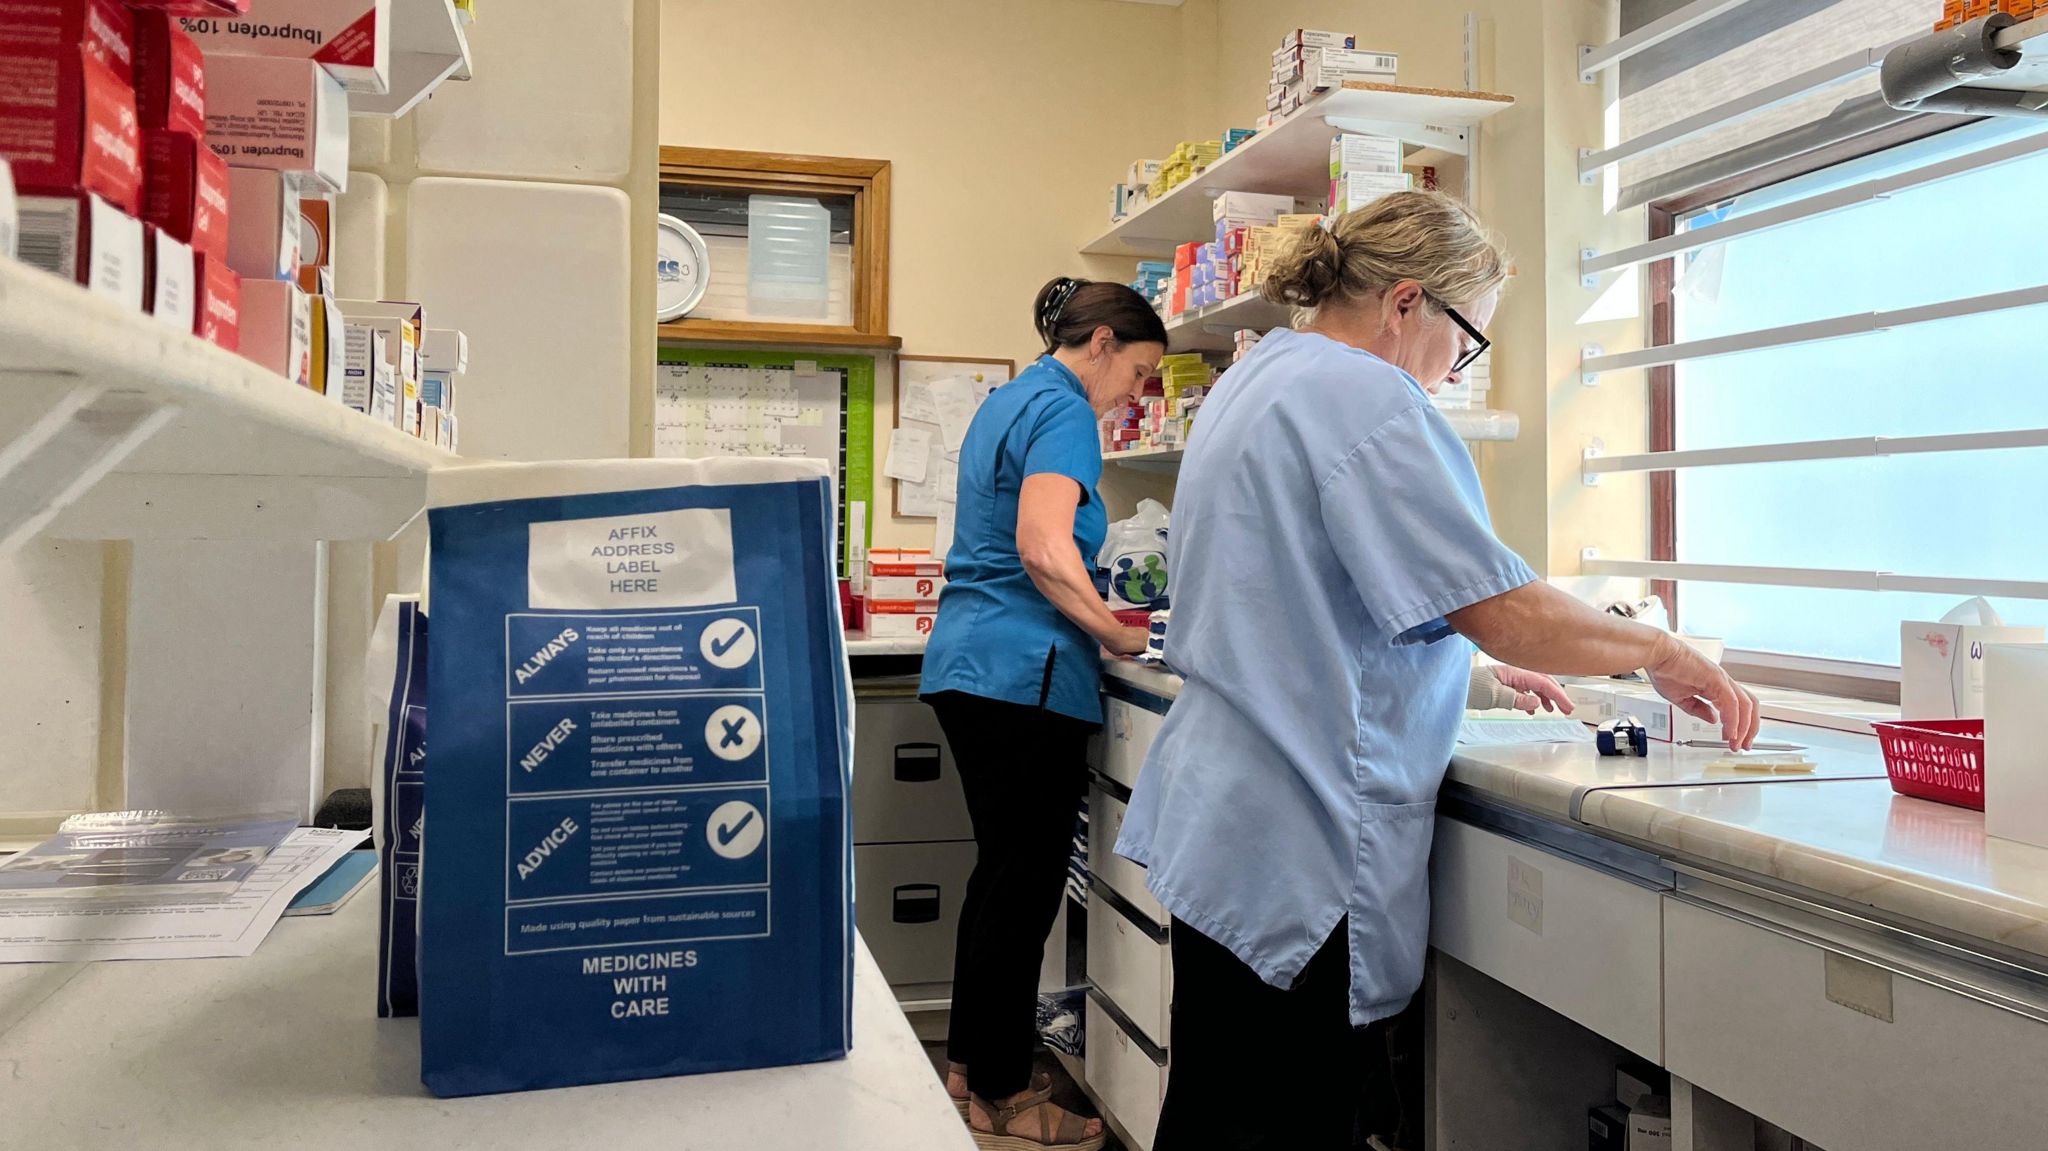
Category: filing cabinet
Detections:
[
  {"x1": 853, "y1": 840, "x2": 978, "y2": 987},
  {"x1": 850, "y1": 686, "x2": 974, "y2": 995}
]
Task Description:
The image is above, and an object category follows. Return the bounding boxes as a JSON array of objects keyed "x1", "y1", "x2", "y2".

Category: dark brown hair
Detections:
[{"x1": 1032, "y1": 277, "x2": 1169, "y2": 354}]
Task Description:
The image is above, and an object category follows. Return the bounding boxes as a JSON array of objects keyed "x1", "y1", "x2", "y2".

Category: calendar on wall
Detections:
[{"x1": 654, "y1": 347, "x2": 875, "y2": 572}]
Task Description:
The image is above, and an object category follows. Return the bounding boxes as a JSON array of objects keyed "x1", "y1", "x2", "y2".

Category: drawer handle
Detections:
[
  {"x1": 893, "y1": 743, "x2": 943, "y2": 783},
  {"x1": 893, "y1": 883, "x2": 942, "y2": 924}
]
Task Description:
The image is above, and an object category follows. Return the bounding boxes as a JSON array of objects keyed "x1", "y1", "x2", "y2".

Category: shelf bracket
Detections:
[
  {"x1": 1581, "y1": 345, "x2": 1604, "y2": 386},
  {"x1": 1323, "y1": 115, "x2": 1471, "y2": 157},
  {"x1": 1581, "y1": 248, "x2": 1601, "y2": 289},
  {"x1": 0, "y1": 376, "x2": 176, "y2": 559}
]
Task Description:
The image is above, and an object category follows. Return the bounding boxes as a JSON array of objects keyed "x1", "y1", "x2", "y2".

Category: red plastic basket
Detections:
[{"x1": 1870, "y1": 718, "x2": 1985, "y2": 810}]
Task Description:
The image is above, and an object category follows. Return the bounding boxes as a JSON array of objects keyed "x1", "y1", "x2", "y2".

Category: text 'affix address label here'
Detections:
[{"x1": 528, "y1": 508, "x2": 737, "y2": 610}]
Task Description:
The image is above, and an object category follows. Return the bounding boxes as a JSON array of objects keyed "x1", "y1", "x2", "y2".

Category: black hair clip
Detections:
[{"x1": 1041, "y1": 277, "x2": 1083, "y2": 330}]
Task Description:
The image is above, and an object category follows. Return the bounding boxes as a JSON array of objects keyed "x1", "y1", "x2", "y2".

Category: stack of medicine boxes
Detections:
[
  {"x1": 864, "y1": 549, "x2": 945, "y2": 640},
  {"x1": 1266, "y1": 28, "x2": 1398, "y2": 125},
  {"x1": 1330, "y1": 133, "x2": 1412, "y2": 215}
]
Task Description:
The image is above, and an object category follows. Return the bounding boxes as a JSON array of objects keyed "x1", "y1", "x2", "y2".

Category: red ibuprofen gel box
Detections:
[
  {"x1": 142, "y1": 128, "x2": 229, "y2": 257},
  {"x1": 0, "y1": 0, "x2": 143, "y2": 213},
  {"x1": 132, "y1": 11, "x2": 206, "y2": 140}
]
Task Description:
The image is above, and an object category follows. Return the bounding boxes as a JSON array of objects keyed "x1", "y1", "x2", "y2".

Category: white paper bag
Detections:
[{"x1": 1900, "y1": 598, "x2": 2044, "y2": 721}]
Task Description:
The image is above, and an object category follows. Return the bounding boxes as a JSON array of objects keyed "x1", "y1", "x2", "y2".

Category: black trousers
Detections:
[
  {"x1": 926, "y1": 690, "x2": 1094, "y2": 1099},
  {"x1": 1156, "y1": 917, "x2": 1419, "y2": 1151}
]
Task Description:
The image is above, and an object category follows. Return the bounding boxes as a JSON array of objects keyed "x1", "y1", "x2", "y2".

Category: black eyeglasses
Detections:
[{"x1": 1430, "y1": 295, "x2": 1490, "y2": 375}]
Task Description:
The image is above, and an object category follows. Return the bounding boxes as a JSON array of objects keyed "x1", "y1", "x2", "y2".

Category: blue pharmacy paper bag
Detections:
[
  {"x1": 418, "y1": 460, "x2": 854, "y2": 1098},
  {"x1": 370, "y1": 596, "x2": 427, "y2": 1018}
]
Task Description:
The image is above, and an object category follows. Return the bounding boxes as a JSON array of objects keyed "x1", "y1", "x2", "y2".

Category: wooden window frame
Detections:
[{"x1": 657, "y1": 147, "x2": 899, "y2": 349}]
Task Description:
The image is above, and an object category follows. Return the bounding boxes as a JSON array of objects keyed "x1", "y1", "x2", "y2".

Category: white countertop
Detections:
[
  {"x1": 1579, "y1": 778, "x2": 2048, "y2": 963},
  {"x1": 0, "y1": 895, "x2": 971, "y2": 1151},
  {"x1": 1099, "y1": 657, "x2": 2048, "y2": 966},
  {"x1": 845, "y1": 629, "x2": 928, "y2": 657}
]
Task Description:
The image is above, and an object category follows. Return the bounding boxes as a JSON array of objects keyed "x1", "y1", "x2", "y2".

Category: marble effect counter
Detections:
[{"x1": 1098, "y1": 657, "x2": 2048, "y2": 966}]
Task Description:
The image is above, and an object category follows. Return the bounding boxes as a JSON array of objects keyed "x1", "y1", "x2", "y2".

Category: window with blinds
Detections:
[{"x1": 1585, "y1": 0, "x2": 2048, "y2": 677}]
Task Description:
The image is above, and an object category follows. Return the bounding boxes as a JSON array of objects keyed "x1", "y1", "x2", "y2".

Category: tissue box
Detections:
[
  {"x1": 144, "y1": 226, "x2": 196, "y2": 331},
  {"x1": 225, "y1": 167, "x2": 300, "y2": 280},
  {"x1": 132, "y1": 11, "x2": 207, "y2": 139},
  {"x1": 141, "y1": 129, "x2": 229, "y2": 256},
  {"x1": 202, "y1": 55, "x2": 349, "y2": 193},
  {"x1": 239, "y1": 278, "x2": 312, "y2": 387},
  {"x1": 1901, "y1": 606, "x2": 2044, "y2": 720},
  {"x1": 16, "y1": 192, "x2": 143, "y2": 309},
  {"x1": 177, "y1": 0, "x2": 391, "y2": 96},
  {"x1": 1984, "y1": 644, "x2": 2048, "y2": 848}
]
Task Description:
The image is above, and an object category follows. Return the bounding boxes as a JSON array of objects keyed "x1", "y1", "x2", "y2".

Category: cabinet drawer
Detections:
[
  {"x1": 1089, "y1": 785, "x2": 1167, "y2": 928},
  {"x1": 851, "y1": 696, "x2": 972, "y2": 844},
  {"x1": 1429, "y1": 818, "x2": 1665, "y2": 1060},
  {"x1": 1092, "y1": 697, "x2": 1164, "y2": 791},
  {"x1": 854, "y1": 841, "x2": 975, "y2": 987},
  {"x1": 1087, "y1": 888, "x2": 1171, "y2": 1049},
  {"x1": 1085, "y1": 992, "x2": 1167, "y2": 1151},
  {"x1": 1664, "y1": 896, "x2": 2048, "y2": 1151}
]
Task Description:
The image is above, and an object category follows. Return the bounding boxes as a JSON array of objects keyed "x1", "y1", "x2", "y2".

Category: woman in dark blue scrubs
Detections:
[{"x1": 920, "y1": 277, "x2": 1166, "y2": 1150}]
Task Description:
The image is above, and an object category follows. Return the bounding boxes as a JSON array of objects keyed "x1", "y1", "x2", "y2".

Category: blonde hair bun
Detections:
[{"x1": 1260, "y1": 190, "x2": 1509, "y2": 321}]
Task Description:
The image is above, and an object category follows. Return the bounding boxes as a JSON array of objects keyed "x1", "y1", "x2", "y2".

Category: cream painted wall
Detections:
[
  {"x1": 655, "y1": 0, "x2": 1648, "y2": 567},
  {"x1": 659, "y1": 0, "x2": 1193, "y2": 545}
]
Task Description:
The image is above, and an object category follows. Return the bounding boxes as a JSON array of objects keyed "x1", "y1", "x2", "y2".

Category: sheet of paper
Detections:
[
  {"x1": 930, "y1": 376, "x2": 977, "y2": 452},
  {"x1": 935, "y1": 453, "x2": 958, "y2": 504},
  {"x1": 899, "y1": 382, "x2": 938, "y2": 424},
  {"x1": 1456, "y1": 718, "x2": 1595, "y2": 746},
  {"x1": 933, "y1": 500, "x2": 956, "y2": 561},
  {"x1": 0, "y1": 827, "x2": 367, "y2": 962},
  {"x1": 884, "y1": 426, "x2": 933, "y2": 483}
]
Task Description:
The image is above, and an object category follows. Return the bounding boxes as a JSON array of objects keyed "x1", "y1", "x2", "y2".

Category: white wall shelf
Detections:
[
  {"x1": 1163, "y1": 291, "x2": 1292, "y2": 352},
  {"x1": 0, "y1": 259, "x2": 453, "y2": 552},
  {"x1": 350, "y1": 0, "x2": 474, "y2": 119},
  {"x1": 1082, "y1": 82, "x2": 1516, "y2": 258}
]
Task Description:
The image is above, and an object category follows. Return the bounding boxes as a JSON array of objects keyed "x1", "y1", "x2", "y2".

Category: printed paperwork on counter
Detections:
[
  {"x1": 0, "y1": 815, "x2": 367, "y2": 963},
  {"x1": 1456, "y1": 716, "x2": 1596, "y2": 746}
]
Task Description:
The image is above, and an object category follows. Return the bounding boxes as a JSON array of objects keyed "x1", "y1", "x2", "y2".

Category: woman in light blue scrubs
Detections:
[
  {"x1": 920, "y1": 277, "x2": 1165, "y2": 1151},
  {"x1": 1115, "y1": 193, "x2": 1759, "y2": 1151}
]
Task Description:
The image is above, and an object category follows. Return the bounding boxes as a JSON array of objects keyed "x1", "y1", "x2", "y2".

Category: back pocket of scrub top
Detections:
[{"x1": 1352, "y1": 800, "x2": 1438, "y2": 1012}]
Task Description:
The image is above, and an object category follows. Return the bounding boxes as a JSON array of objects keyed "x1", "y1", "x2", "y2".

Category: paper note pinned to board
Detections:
[
  {"x1": 933, "y1": 500, "x2": 956, "y2": 560},
  {"x1": 930, "y1": 376, "x2": 978, "y2": 452},
  {"x1": 936, "y1": 453, "x2": 958, "y2": 503},
  {"x1": 899, "y1": 382, "x2": 939, "y2": 424},
  {"x1": 885, "y1": 426, "x2": 934, "y2": 483}
]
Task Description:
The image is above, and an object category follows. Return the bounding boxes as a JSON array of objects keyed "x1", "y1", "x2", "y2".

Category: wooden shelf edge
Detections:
[
  {"x1": 1334, "y1": 80, "x2": 1517, "y2": 106},
  {"x1": 657, "y1": 322, "x2": 903, "y2": 350}
]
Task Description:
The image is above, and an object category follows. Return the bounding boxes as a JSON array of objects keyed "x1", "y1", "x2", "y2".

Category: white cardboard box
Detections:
[
  {"x1": 179, "y1": 0, "x2": 391, "y2": 96},
  {"x1": 203, "y1": 55, "x2": 351, "y2": 193},
  {"x1": 225, "y1": 167, "x2": 302, "y2": 282},
  {"x1": 1335, "y1": 171, "x2": 1413, "y2": 214},
  {"x1": 1613, "y1": 691, "x2": 1721, "y2": 744},
  {"x1": 866, "y1": 611, "x2": 938, "y2": 640},
  {"x1": 1902, "y1": 615, "x2": 2045, "y2": 720},
  {"x1": 0, "y1": 156, "x2": 16, "y2": 260},
  {"x1": 146, "y1": 228, "x2": 197, "y2": 332},
  {"x1": 1984, "y1": 644, "x2": 2048, "y2": 849},
  {"x1": 1331, "y1": 133, "x2": 1403, "y2": 177},
  {"x1": 869, "y1": 575, "x2": 945, "y2": 601},
  {"x1": 1211, "y1": 191, "x2": 1295, "y2": 223},
  {"x1": 338, "y1": 323, "x2": 385, "y2": 414},
  {"x1": 421, "y1": 327, "x2": 467, "y2": 374},
  {"x1": 240, "y1": 278, "x2": 312, "y2": 388},
  {"x1": 17, "y1": 193, "x2": 144, "y2": 311}
]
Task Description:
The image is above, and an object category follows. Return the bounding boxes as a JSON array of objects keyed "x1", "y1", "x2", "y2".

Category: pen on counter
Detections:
[{"x1": 1678, "y1": 739, "x2": 1808, "y2": 752}]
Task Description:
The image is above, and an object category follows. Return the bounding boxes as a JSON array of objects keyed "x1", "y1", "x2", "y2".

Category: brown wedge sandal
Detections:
[{"x1": 968, "y1": 1075, "x2": 1108, "y2": 1151}]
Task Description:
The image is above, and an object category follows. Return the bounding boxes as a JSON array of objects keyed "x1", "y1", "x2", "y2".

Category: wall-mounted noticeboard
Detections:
[{"x1": 890, "y1": 355, "x2": 1013, "y2": 520}]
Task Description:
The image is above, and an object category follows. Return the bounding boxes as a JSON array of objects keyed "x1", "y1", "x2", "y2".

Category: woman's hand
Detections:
[
  {"x1": 1644, "y1": 633, "x2": 1760, "y2": 750},
  {"x1": 1103, "y1": 626, "x2": 1150, "y2": 659},
  {"x1": 1487, "y1": 666, "x2": 1574, "y2": 714}
]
